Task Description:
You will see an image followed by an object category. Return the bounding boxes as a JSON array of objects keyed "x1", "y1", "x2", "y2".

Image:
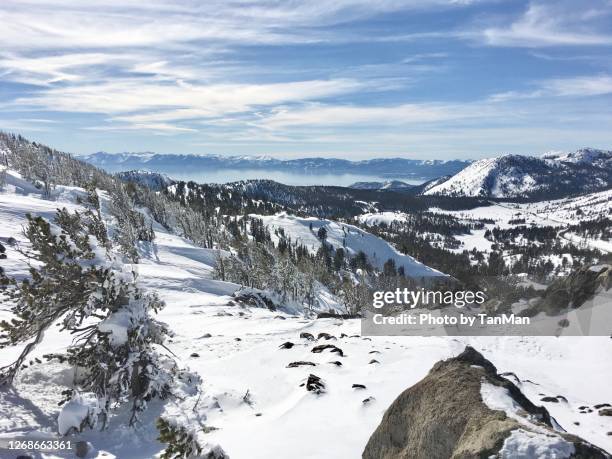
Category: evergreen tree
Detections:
[{"x1": 0, "y1": 208, "x2": 176, "y2": 428}]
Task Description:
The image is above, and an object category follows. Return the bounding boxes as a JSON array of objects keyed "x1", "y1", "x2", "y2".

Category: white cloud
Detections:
[
  {"x1": 490, "y1": 75, "x2": 612, "y2": 101},
  {"x1": 255, "y1": 102, "x2": 482, "y2": 129},
  {"x1": 13, "y1": 78, "x2": 364, "y2": 132},
  {"x1": 481, "y1": 1, "x2": 612, "y2": 47},
  {"x1": 0, "y1": 0, "x2": 481, "y2": 50}
]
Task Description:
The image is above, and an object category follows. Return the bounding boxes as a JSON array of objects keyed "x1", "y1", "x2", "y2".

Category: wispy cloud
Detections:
[
  {"x1": 481, "y1": 1, "x2": 612, "y2": 47},
  {"x1": 1, "y1": 0, "x2": 611, "y2": 158},
  {"x1": 490, "y1": 75, "x2": 612, "y2": 101},
  {"x1": 255, "y1": 102, "x2": 486, "y2": 129}
]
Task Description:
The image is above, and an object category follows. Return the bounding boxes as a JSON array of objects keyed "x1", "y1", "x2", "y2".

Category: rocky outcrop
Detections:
[
  {"x1": 535, "y1": 264, "x2": 611, "y2": 315},
  {"x1": 363, "y1": 346, "x2": 609, "y2": 459}
]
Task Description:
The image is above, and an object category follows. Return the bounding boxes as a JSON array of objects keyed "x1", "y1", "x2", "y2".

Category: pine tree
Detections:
[{"x1": 0, "y1": 208, "x2": 176, "y2": 429}]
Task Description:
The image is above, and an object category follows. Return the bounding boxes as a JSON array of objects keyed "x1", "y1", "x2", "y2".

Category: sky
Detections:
[{"x1": 0, "y1": 0, "x2": 611, "y2": 160}]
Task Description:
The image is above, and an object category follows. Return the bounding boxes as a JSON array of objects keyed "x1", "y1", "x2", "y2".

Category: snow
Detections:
[
  {"x1": 423, "y1": 150, "x2": 611, "y2": 198},
  {"x1": 1, "y1": 171, "x2": 611, "y2": 458},
  {"x1": 480, "y1": 381, "x2": 576, "y2": 458},
  {"x1": 255, "y1": 212, "x2": 446, "y2": 278},
  {"x1": 499, "y1": 429, "x2": 575, "y2": 459},
  {"x1": 58, "y1": 392, "x2": 100, "y2": 435},
  {"x1": 430, "y1": 189, "x2": 612, "y2": 255},
  {"x1": 357, "y1": 211, "x2": 410, "y2": 226}
]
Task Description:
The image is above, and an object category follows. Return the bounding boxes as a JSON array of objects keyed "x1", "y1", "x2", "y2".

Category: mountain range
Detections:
[
  {"x1": 82, "y1": 152, "x2": 471, "y2": 181},
  {"x1": 94, "y1": 147, "x2": 612, "y2": 201}
]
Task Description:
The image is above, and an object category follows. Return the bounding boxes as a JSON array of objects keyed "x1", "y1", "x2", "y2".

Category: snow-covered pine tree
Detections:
[
  {"x1": 108, "y1": 183, "x2": 155, "y2": 263},
  {"x1": 0, "y1": 207, "x2": 176, "y2": 429}
]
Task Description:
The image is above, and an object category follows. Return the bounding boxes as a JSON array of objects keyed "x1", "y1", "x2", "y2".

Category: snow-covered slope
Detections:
[
  {"x1": 2, "y1": 171, "x2": 612, "y2": 458},
  {"x1": 255, "y1": 212, "x2": 445, "y2": 278},
  {"x1": 429, "y1": 189, "x2": 612, "y2": 254},
  {"x1": 424, "y1": 150, "x2": 612, "y2": 199},
  {"x1": 544, "y1": 148, "x2": 612, "y2": 168}
]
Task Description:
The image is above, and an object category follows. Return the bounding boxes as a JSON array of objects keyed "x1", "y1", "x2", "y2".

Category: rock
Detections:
[
  {"x1": 369, "y1": 350, "x2": 381, "y2": 354},
  {"x1": 499, "y1": 371, "x2": 520, "y2": 385},
  {"x1": 75, "y1": 440, "x2": 91, "y2": 458},
  {"x1": 352, "y1": 384, "x2": 366, "y2": 390},
  {"x1": 279, "y1": 341, "x2": 295, "y2": 349},
  {"x1": 329, "y1": 361, "x2": 343, "y2": 367},
  {"x1": 368, "y1": 359, "x2": 379, "y2": 364},
  {"x1": 234, "y1": 337, "x2": 241, "y2": 341},
  {"x1": 317, "y1": 332, "x2": 336, "y2": 340},
  {"x1": 233, "y1": 290, "x2": 277, "y2": 311},
  {"x1": 304, "y1": 374, "x2": 325, "y2": 394},
  {"x1": 541, "y1": 396, "x2": 559, "y2": 403},
  {"x1": 199, "y1": 333, "x2": 212, "y2": 339},
  {"x1": 363, "y1": 346, "x2": 609, "y2": 459},
  {"x1": 311, "y1": 344, "x2": 344, "y2": 356},
  {"x1": 362, "y1": 396, "x2": 375, "y2": 404},
  {"x1": 190, "y1": 353, "x2": 200, "y2": 358},
  {"x1": 287, "y1": 361, "x2": 316, "y2": 368},
  {"x1": 340, "y1": 333, "x2": 348, "y2": 338},
  {"x1": 599, "y1": 408, "x2": 612, "y2": 416},
  {"x1": 535, "y1": 264, "x2": 612, "y2": 315},
  {"x1": 595, "y1": 403, "x2": 611, "y2": 409},
  {"x1": 300, "y1": 332, "x2": 315, "y2": 341}
]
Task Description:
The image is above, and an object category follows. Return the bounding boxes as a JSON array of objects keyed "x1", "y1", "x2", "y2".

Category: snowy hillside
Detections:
[
  {"x1": 429, "y1": 189, "x2": 612, "y2": 254},
  {"x1": 544, "y1": 148, "x2": 612, "y2": 168},
  {"x1": 1, "y1": 169, "x2": 612, "y2": 458},
  {"x1": 255, "y1": 212, "x2": 445, "y2": 278},
  {"x1": 424, "y1": 150, "x2": 612, "y2": 199}
]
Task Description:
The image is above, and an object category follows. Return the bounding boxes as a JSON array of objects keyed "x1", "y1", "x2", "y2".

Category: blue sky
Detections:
[{"x1": 0, "y1": 0, "x2": 611, "y2": 159}]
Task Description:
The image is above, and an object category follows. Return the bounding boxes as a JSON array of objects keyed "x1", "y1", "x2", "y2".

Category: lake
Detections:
[{"x1": 167, "y1": 169, "x2": 426, "y2": 187}]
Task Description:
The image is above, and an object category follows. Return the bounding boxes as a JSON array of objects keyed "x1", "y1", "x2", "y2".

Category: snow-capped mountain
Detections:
[
  {"x1": 424, "y1": 149, "x2": 612, "y2": 199},
  {"x1": 349, "y1": 180, "x2": 414, "y2": 191},
  {"x1": 82, "y1": 151, "x2": 471, "y2": 181},
  {"x1": 543, "y1": 147, "x2": 612, "y2": 168}
]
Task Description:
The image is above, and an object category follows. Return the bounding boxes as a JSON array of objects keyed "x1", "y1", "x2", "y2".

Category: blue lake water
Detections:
[{"x1": 168, "y1": 169, "x2": 425, "y2": 187}]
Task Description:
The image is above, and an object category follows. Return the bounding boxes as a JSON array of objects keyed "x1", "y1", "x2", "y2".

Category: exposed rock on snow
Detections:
[
  {"x1": 536, "y1": 264, "x2": 611, "y2": 314},
  {"x1": 363, "y1": 346, "x2": 609, "y2": 459},
  {"x1": 286, "y1": 361, "x2": 316, "y2": 368},
  {"x1": 303, "y1": 374, "x2": 325, "y2": 394},
  {"x1": 311, "y1": 344, "x2": 344, "y2": 356}
]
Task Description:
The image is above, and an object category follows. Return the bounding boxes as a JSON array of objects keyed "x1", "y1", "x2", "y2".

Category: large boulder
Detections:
[
  {"x1": 533, "y1": 264, "x2": 611, "y2": 316},
  {"x1": 363, "y1": 346, "x2": 609, "y2": 459}
]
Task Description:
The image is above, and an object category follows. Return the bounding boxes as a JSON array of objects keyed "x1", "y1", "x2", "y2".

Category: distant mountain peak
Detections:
[{"x1": 424, "y1": 148, "x2": 612, "y2": 199}]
